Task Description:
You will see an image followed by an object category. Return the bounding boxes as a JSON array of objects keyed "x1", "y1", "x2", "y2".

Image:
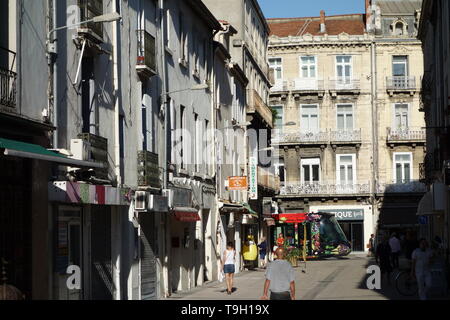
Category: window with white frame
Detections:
[
  {"x1": 394, "y1": 103, "x2": 409, "y2": 128},
  {"x1": 271, "y1": 105, "x2": 283, "y2": 130},
  {"x1": 336, "y1": 154, "x2": 356, "y2": 185},
  {"x1": 194, "y1": 113, "x2": 201, "y2": 172},
  {"x1": 393, "y1": 56, "x2": 408, "y2": 77},
  {"x1": 301, "y1": 158, "x2": 320, "y2": 184},
  {"x1": 179, "y1": 13, "x2": 188, "y2": 63},
  {"x1": 336, "y1": 55, "x2": 352, "y2": 83},
  {"x1": 336, "y1": 104, "x2": 354, "y2": 131},
  {"x1": 300, "y1": 56, "x2": 316, "y2": 78},
  {"x1": 393, "y1": 152, "x2": 412, "y2": 183},
  {"x1": 300, "y1": 104, "x2": 319, "y2": 133},
  {"x1": 268, "y1": 57, "x2": 282, "y2": 82},
  {"x1": 165, "y1": 8, "x2": 171, "y2": 49}
]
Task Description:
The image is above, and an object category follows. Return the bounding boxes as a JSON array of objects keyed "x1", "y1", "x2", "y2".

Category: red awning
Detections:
[
  {"x1": 173, "y1": 207, "x2": 201, "y2": 222},
  {"x1": 272, "y1": 213, "x2": 307, "y2": 223}
]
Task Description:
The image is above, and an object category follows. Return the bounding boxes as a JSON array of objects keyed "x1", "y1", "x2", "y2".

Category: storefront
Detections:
[
  {"x1": 310, "y1": 206, "x2": 373, "y2": 253},
  {"x1": 48, "y1": 181, "x2": 131, "y2": 300}
]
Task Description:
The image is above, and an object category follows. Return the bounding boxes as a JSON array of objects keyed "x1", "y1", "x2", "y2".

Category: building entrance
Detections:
[{"x1": 339, "y1": 221, "x2": 364, "y2": 252}]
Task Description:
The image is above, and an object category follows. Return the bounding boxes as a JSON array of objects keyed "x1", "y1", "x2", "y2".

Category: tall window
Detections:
[
  {"x1": 268, "y1": 58, "x2": 282, "y2": 81},
  {"x1": 393, "y1": 56, "x2": 408, "y2": 77},
  {"x1": 336, "y1": 154, "x2": 356, "y2": 185},
  {"x1": 271, "y1": 105, "x2": 283, "y2": 129},
  {"x1": 394, "y1": 104, "x2": 409, "y2": 128},
  {"x1": 179, "y1": 13, "x2": 188, "y2": 62},
  {"x1": 275, "y1": 159, "x2": 286, "y2": 186},
  {"x1": 300, "y1": 56, "x2": 316, "y2": 78},
  {"x1": 165, "y1": 8, "x2": 171, "y2": 49},
  {"x1": 394, "y1": 153, "x2": 412, "y2": 183},
  {"x1": 194, "y1": 113, "x2": 201, "y2": 172},
  {"x1": 180, "y1": 105, "x2": 185, "y2": 168},
  {"x1": 336, "y1": 55, "x2": 352, "y2": 83},
  {"x1": 300, "y1": 104, "x2": 319, "y2": 133},
  {"x1": 301, "y1": 158, "x2": 320, "y2": 184},
  {"x1": 336, "y1": 104, "x2": 354, "y2": 131}
]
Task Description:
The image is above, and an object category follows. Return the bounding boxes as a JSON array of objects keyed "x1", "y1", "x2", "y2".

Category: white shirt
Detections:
[
  {"x1": 224, "y1": 249, "x2": 235, "y2": 265},
  {"x1": 412, "y1": 248, "x2": 433, "y2": 274},
  {"x1": 389, "y1": 237, "x2": 401, "y2": 253}
]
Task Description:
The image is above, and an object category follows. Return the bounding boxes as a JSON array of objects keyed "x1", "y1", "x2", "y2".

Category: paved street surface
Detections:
[{"x1": 166, "y1": 253, "x2": 448, "y2": 300}]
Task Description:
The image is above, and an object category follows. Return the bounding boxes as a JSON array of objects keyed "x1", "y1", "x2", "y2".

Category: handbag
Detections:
[{"x1": 218, "y1": 270, "x2": 225, "y2": 283}]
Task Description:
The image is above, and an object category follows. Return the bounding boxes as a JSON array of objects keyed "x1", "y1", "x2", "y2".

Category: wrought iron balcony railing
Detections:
[
  {"x1": 78, "y1": 0, "x2": 103, "y2": 39},
  {"x1": 0, "y1": 67, "x2": 17, "y2": 109},
  {"x1": 386, "y1": 76, "x2": 416, "y2": 90},
  {"x1": 386, "y1": 127, "x2": 426, "y2": 142},
  {"x1": 376, "y1": 180, "x2": 427, "y2": 193},
  {"x1": 280, "y1": 181, "x2": 370, "y2": 196},
  {"x1": 136, "y1": 29, "x2": 156, "y2": 77}
]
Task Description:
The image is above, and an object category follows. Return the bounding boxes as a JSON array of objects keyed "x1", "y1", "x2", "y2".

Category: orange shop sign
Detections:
[{"x1": 228, "y1": 176, "x2": 248, "y2": 190}]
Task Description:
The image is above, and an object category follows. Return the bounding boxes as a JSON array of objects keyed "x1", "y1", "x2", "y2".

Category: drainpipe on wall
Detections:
[
  {"x1": 371, "y1": 40, "x2": 379, "y2": 234},
  {"x1": 159, "y1": 0, "x2": 170, "y2": 298},
  {"x1": 111, "y1": 0, "x2": 122, "y2": 300}
]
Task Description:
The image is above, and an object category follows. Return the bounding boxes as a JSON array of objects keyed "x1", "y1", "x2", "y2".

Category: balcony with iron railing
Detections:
[
  {"x1": 386, "y1": 76, "x2": 417, "y2": 95},
  {"x1": 136, "y1": 30, "x2": 156, "y2": 78},
  {"x1": 280, "y1": 181, "x2": 371, "y2": 196},
  {"x1": 376, "y1": 180, "x2": 427, "y2": 194},
  {"x1": 257, "y1": 166, "x2": 280, "y2": 192},
  {"x1": 0, "y1": 67, "x2": 17, "y2": 110},
  {"x1": 247, "y1": 89, "x2": 273, "y2": 128},
  {"x1": 271, "y1": 130, "x2": 329, "y2": 145},
  {"x1": 78, "y1": 0, "x2": 104, "y2": 42},
  {"x1": 386, "y1": 127, "x2": 426, "y2": 145}
]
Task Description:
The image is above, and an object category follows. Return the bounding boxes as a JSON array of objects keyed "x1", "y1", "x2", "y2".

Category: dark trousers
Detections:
[
  {"x1": 391, "y1": 252, "x2": 400, "y2": 268},
  {"x1": 270, "y1": 291, "x2": 291, "y2": 300}
]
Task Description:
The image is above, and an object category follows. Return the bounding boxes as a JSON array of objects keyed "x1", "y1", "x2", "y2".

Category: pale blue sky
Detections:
[{"x1": 258, "y1": 0, "x2": 365, "y2": 19}]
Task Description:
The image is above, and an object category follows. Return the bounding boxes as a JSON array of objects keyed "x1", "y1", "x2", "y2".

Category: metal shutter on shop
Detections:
[
  {"x1": 90, "y1": 206, "x2": 113, "y2": 300},
  {"x1": 140, "y1": 213, "x2": 158, "y2": 300}
]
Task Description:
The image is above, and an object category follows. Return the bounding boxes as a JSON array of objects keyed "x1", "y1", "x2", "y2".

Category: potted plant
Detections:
[{"x1": 285, "y1": 247, "x2": 301, "y2": 267}]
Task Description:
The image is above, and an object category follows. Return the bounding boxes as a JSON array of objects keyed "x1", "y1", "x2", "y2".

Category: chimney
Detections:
[{"x1": 320, "y1": 10, "x2": 326, "y2": 33}]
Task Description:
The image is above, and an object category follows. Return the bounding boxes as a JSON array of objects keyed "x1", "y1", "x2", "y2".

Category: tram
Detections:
[{"x1": 271, "y1": 212, "x2": 351, "y2": 258}]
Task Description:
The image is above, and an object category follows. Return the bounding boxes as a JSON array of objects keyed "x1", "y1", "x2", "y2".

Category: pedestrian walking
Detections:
[
  {"x1": 367, "y1": 234, "x2": 375, "y2": 257},
  {"x1": 261, "y1": 247, "x2": 295, "y2": 300},
  {"x1": 389, "y1": 232, "x2": 401, "y2": 268},
  {"x1": 411, "y1": 238, "x2": 434, "y2": 300},
  {"x1": 257, "y1": 237, "x2": 267, "y2": 268},
  {"x1": 376, "y1": 235, "x2": 392, "y2": 285},
  {"x1": 222, "y1": 242, "x2": 236, "y2": 295},
  {"x1": 276, "y1": 233, "x2": 285, "y2": 247}
]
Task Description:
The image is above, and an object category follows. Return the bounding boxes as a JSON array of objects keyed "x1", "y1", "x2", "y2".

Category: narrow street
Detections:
[{"x1": 166, "y1": 253, "x2": 440, "y2": 300}]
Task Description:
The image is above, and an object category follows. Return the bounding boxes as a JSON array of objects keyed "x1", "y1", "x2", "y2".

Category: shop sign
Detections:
[
  {"x1": 249, "y1": 156, "x2": 258, "y2": 200},
  {"x1": 320, "y1": 209, "x2": 364, "y2": 221},
  {"x1": 228, "y1": 176, "x2": 248, "y2": 190},
  {"x1": 171, "y1": 187, "x2": 193, "y2": 207}
]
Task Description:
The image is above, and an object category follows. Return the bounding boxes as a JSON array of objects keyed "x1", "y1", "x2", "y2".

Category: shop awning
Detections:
[
  {"x1": 173, "y1": 207, "x2": 201, "y2": 222},
  {"x1": 0, "y1": 137, "x2": 104, "y2": 168},
  {"x1": 219, "y1": 203, "x2": 247, "y2": 214},
  {"x1": 242, "y1": 202, "x2": 258, "y2": 217},
  {"x1": 416, "y1": 191, "x2": 435, "y2": 216}
]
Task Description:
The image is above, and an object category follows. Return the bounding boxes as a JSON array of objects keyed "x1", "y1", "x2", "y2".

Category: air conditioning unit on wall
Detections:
[{"x1": 135, "y1": 191, "x2": 148, "y2": 212}]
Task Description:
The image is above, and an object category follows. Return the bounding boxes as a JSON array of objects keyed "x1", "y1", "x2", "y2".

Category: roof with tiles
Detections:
[{"x1": 267, "y1": 13, "x2": 367, "y2": 37}]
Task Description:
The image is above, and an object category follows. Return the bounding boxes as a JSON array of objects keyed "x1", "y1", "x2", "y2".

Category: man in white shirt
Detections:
[
  {"x1": 389, "y1": 233, "x2": 401, "y2": 269},
  {"x1": 411, "y1": 238, "x2": 434, "y2": 300}
]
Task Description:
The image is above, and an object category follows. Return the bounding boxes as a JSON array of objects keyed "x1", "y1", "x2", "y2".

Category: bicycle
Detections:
[{"x1": 394, "y1": 269, "x2": 418, "y2": 296}]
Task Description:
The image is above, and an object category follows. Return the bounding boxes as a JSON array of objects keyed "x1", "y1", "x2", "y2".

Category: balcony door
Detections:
[
  {"x1": 394, "y1": 152, "x2": 412, "y2": 183},
  {"x1": 269, "y1": 57, "x2": 283, "y2": 89},
  {"x1": 299, "y1": 56, "x2": 318, "y2": 90},
  {"x1": 301, "y1": 158, "x2": 320, "y2": 184},
  {"x1": 336, "y1": 104, "x2": 354, "y2": 131},
  {"x1": 336, "y1": 55, "x2": 352, "y2": 86},
  {"x1": 336, "y1": 154, "x2": 356, "y2": 192},
  {"x1": 300, "y1": 104, "x2": 319, "y2": 133},
  {"x1": 392, "y1": 56, "x2": 409, "y2": 88},
  {"x1": 394, "y1": 103, "x2": 409, "y2": 129}
]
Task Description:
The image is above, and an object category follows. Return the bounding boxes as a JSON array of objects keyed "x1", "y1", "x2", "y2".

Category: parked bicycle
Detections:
[{"x1": 394, "y1": 269, "x2": 418, "y2": 297}]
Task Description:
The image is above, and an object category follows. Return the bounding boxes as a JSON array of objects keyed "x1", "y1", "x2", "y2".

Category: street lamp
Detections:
[{"x1": 163, "y1": 83, "x2": 210, "y2": 97}]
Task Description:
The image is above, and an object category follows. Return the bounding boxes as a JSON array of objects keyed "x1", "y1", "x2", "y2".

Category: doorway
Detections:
[{"x1": 339, "y1": 221, "x2": 364, "y2": 252}]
